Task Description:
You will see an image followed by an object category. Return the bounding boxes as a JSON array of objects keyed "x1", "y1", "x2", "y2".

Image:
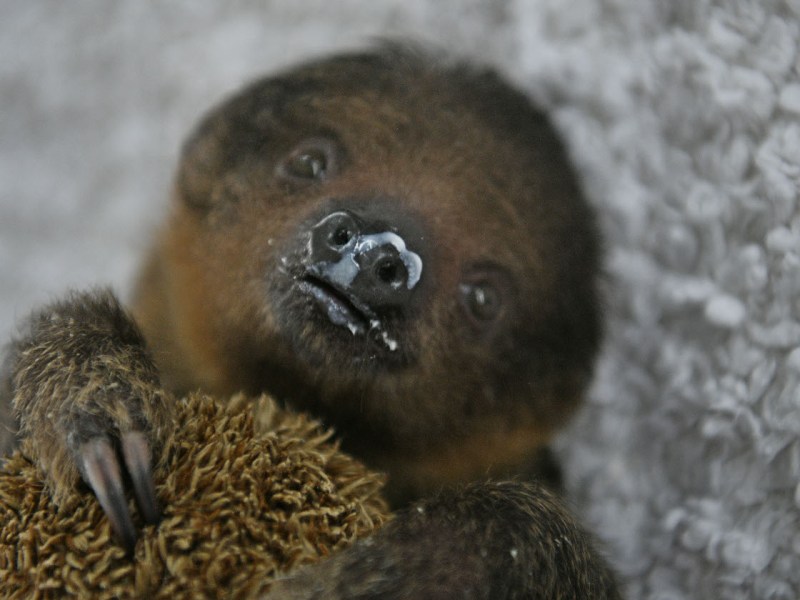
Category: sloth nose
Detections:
[{"x1": 307, "y1": 209, "x2": 423, "y2": 311}]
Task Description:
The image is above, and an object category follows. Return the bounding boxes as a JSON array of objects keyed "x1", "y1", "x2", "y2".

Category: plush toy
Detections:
[{"x1": 0, "y1": 392, "x2": 388, "y2": 598}]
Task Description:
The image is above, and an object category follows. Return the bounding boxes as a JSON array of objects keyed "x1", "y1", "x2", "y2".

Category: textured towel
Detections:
[{"x1": 1, "y1": 1, "x2": 798, "y2": 598}]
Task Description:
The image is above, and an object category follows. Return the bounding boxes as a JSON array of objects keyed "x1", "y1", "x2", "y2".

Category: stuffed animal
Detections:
[{"x1": 0, "y1": 392, "x2": 388, "y2": 598}]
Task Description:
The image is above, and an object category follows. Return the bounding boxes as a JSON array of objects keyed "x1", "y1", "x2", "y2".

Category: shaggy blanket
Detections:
[{"x1": 1, "y1": 1, "x2": 798, "y2": 598}]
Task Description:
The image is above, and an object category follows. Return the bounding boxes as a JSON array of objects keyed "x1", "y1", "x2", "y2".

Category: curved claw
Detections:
[
  {"x1": 79, "y1": 438, "x2": 137, "y2": 555},
  {"x1": 121, "y1": 431, "x2": 160, "y2": 525}
]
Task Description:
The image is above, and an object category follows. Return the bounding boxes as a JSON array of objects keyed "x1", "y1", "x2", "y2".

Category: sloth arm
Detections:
[
  {"x1": 265, "y1": 480, "x2": 621, "y2": 599},
  {"x1": 0, "y1": 289, "x2": 169, "y2": 554}
]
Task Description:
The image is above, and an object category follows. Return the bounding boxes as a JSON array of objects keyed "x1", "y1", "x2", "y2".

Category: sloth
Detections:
[{"x1": 1, "y1": 45, "x2": 619, "y2": 598}]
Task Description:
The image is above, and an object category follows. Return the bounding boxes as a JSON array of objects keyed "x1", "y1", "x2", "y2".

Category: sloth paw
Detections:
[{"x1": 6, "y1": 289, "x2": 170, "y2": 554}]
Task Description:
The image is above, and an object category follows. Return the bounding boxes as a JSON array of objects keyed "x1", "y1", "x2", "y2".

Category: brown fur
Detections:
[
  {"x1": 9, "y1": 292, "x2": 172, "y2": 505},
  {"x1": 1, "y1": 46, "x2": 618, "y2": 598}
]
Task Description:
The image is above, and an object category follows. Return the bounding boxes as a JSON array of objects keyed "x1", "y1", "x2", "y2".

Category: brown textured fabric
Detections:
[{"x1": 0, "y1": 393, "x2": 388, "y2": 598}]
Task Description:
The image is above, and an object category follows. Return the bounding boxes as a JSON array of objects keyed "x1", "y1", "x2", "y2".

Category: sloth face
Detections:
[{"x1": 160, "y1": 48, "x2": 601, "y2": 492}]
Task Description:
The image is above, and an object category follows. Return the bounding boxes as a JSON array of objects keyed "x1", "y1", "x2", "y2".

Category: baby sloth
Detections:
[{"x1": 1, "y1": 46, "x2": 618, "y2": 598}]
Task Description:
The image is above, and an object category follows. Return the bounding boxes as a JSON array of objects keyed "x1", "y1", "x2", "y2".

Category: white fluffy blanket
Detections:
[{"x1": 1, "y1": 1, "x2": 798, "y2": 598}]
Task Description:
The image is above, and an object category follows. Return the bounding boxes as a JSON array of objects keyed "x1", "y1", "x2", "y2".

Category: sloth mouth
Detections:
[
  {"x1": 297, "y1": 274, "x2": 375, "y2": 335},
  {"x1": 295, "y1": 272, "x2": 402, "y2": 353}
]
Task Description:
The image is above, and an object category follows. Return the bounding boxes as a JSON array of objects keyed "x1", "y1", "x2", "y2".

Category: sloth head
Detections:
[{"x1": 152, "y1": 45, "x2": 602, "y2": 499}]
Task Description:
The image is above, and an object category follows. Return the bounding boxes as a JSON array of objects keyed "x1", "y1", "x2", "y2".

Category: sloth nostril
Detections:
[
  {"x1": 331, "y1": 227, "x2": 353, "y2": 248},
  {"x1": 375, "y1": 259, "x2": 403, "y2": 286}
]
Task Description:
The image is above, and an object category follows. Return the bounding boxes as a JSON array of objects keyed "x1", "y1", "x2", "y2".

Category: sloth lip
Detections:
[{"x1": 297, "y1": 274, "x2": 375, "y2": 335}]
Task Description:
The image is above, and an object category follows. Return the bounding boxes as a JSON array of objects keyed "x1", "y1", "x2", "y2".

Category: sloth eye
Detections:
[
  {"x1": 277, "y1": 138, "x2": 340, "y2": 183},
  {"x1": 458, "y1": 265, "x2": 513, "y2": 326},
  {"x1": 286, "y1": 149, "x2": 327, "y2": 179},
  {"x1": 460, "y1": 282, "x2": 502, "y2": 321}
]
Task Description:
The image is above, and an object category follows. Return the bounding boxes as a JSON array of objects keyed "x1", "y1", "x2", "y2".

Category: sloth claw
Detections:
[
  {"x1": 77, "y1": 432, "x2": 158, "y2": 555},
  {"x1": 121, "y1": 431, "x2": 160, "y2": 526},
  {"x1": 79, "y1": 437, "x2": 138, "y2": 555}
]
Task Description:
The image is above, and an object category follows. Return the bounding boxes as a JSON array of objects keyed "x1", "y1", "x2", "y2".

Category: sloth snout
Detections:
[{"x1": 305, "y1": 209, "x2": 423, "y2": 312}]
